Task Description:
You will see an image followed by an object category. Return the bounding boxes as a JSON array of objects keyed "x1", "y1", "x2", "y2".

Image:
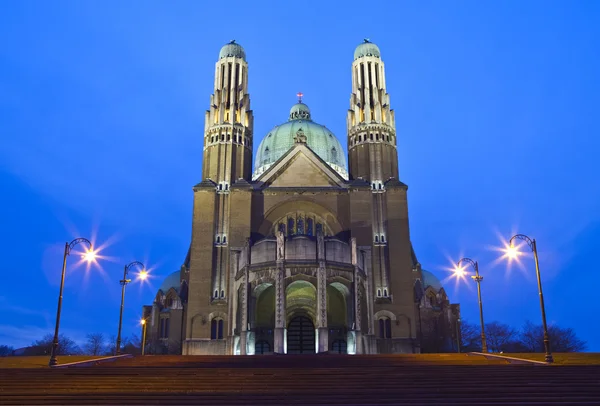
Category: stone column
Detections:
[
  {"x1": 352, "y1": 238, "x2": 363, "y2": 354},
  {"x1": 316, "y1": 230, "x2": 328, "y2": 353},
  {"x1": 274, "y1": 232, "x2": 286, "y2": 354}
]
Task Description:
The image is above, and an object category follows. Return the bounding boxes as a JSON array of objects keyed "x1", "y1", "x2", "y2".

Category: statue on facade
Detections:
[
  {"x1": 276, "y1": 231, "x2": 285, "y2": 260},
  {"x1": 317, "y1": 229, "x2": 325, "y2": 260},
  {"x1": 351, "y1": 237, "x2": 357, "y2": 265}
]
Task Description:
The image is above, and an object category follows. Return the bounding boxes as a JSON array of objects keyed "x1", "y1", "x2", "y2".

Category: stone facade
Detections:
[{"x1": 142, "y1": 39, "x2": 460, "y2": 355}]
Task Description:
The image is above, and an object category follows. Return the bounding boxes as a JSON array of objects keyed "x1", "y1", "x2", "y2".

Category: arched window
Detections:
[
  {"x1": 331, "y1": 147, "x2": 337, "y2": 161},
  {"x1": 383, "y1": 289, "x2": 388, "y2": 297},
  {"x1": 220, "y1": 290, "x2": 225, "y2": 298},
  {"x1": 278, "y1": 223, "x2": 285, "y2": 234},
  {"x1": 216, "y1": 236, "x2": 221, "y2": 244},
  {"x1": 287, "y1": 218, "x2": 295, "y2": 236},
  {"x1": 211, "y1": 319, "x2": 224, "y2": 340},
  {"x1": 222, "y1": 235, "x2": 227, "y2": 244},
  {"x1": 379, "y1": 318, "x2": 391, "y2": 339},
  {"x1": 297, "y1": 217, "x2": 304, "y2": 235},
  {"x1": 377, "y1": 289, "x2": 382, "y2": 297},
  {"x1": 263, "y1": 147, "x2": 270, "y2": 165},
  {"x1": 316, "y1": 223, "x2": 323, "y2": 236},
  {"x1": 307, "y1": 218, "x2": 314, "y2": 236},
  {"x1": 375, "y1": 235, "x2": 379, "y2": 243},
  {"x1": 214, "y1": 290, "x2": 219, "y2": 298},
  {"x1": 211, "y1": 319, "x2": 217, "y2": 339}
]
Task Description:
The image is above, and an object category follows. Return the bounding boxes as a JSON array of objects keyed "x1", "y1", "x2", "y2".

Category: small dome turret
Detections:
[
  {"x1": 354, "y1": 39, "x2": 380, "y2": 60},
  {"x1": 289, "y1": 103, "x2": 311, "y2": 121},
  {"x1": 219, "y1": 40, "x2": 246, "y2": 61}
]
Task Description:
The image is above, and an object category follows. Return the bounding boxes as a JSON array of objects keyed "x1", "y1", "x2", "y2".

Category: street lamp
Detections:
[
  {"x1": 507, "y1": 234, "x2": 553, "y2": 363},
  {"x1": 141, "y1": 318, "x2": 148, "y2": 356},
  {"x1": 49, "y1": 238, "x2": 96, "y2": 367},
  {"x1": 454, "y1": 258, "x2": 488, "y2": 353},
  {"x1": 116, "y1": 261, "x2": 145, "y2": 355}
]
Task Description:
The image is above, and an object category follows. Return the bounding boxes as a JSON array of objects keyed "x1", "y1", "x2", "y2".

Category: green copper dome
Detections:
[
  {"x1": 253, "y1": 102, "x2": 348, "y2": 180},
  {"x1": 219, "y1": 40, "x2": 246, "y2": 60},
  {"x1": 354, "y1": 39, "x2": 380, "y2": 60}
]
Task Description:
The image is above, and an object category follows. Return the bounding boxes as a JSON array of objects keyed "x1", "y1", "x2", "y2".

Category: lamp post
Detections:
[
  {"x1": 455, "y1": 258, "x2": 488, "y2": 353},
  {"x1": 455, "y1": 318, "x2": 461, "y2": 353},
  {"x1": 116, "y1": 261, "x2": 145, "y2": 355},
  {"x1": 141, "y1": 319, "x2": 148, "y2": 356},
  {"x1": 49, "y1": 238, "x2": 96, "y2": 367},
  {"x1": 508, "y1": 234, "x2": 553, "y2": 363}
]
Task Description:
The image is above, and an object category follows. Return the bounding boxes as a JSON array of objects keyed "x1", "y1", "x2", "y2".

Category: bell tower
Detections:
[
  {"x1": 346, "y1": 39, "x2": 398, "y2": 185},
  {"x1": 202, "y1": 40, "x2": 254, "y2": 186},
  {"x1": 347, "y1": 39, "x2": 401, "y2": 302},
  {"x1": 201, "y1": 40, "x2": 253, "y2": 303}
]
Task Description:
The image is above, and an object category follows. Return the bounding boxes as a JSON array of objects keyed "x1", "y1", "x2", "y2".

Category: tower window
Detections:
[
  {"x1": 216, "y1": 236, "x2": 221, "y2": 243},
  {"x1": 370, "y1": 133, "x2": 373, "y2": 141},
  {"x1": 375, "y1": 235, "x2": 379, "y2": 243},
  {"x1": 214, "y1": 290, "x2": 219, "y2": 298},
  {"x1": 211, "y1": 319, "x2": 224, "y2": 339},
  {"x1": 331, "y1": 147, "x2": 337, "y2": 161},
  {"x1": 287, "y1": 218, "x2": 295, "y2": 236},
  {"x1": 307, "y1": 218, "x2": 314, "y2": 236}
]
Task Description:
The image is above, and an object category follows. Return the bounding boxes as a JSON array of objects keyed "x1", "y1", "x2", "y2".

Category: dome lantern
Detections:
[{"x1": 219, "y1": 40, "x2": 246, "y2": 61}]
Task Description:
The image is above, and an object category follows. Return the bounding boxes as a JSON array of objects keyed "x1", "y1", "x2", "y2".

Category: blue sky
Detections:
[{"x1": 1, "y1": 1, "x2": 598, "y2": 351}]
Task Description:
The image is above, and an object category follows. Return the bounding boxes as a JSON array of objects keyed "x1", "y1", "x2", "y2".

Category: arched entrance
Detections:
[{"x1": 287, "y1": 316, "x2": 315, "y2": 354}]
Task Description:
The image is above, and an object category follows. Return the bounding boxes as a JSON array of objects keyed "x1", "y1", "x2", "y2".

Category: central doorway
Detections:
[{"x1": 287, "y1": 316, "x2": 315, "y2": 354}]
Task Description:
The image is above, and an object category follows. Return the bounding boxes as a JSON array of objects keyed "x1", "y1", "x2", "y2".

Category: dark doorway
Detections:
[
  {"x1": 255, "y1": 340, "x2": 271, "y2": 355},
  {"x1": 331, "y1": 339, "x2": 347, "y2": 354},
  {"x1": 287, "y1": 316, "x2": 315, "y2": 354}
]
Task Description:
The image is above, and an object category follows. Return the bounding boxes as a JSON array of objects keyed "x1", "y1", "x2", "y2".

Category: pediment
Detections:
[{"x1": 256, "y1": 144, "x2": 347, "y2": 188}]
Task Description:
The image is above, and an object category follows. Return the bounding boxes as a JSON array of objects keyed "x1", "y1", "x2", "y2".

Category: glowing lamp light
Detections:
[
  {"x1": 81, "y1": 249, "x2": 97, "y2": 263},
  {"x1": 140, "y1": 319, "x2": 146, "y2": 325},
  {"x1": 138, "y1": 270, "x2": 148, "y2": 280},
  {"x1": 453, "y1": 265, "x2": 467, "y2": 278},
  {"x1": 504, "y1": 244, "x2": 520, "y2": 260}
]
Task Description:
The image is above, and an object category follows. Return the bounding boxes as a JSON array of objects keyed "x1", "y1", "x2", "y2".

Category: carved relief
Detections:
[
  {"x1": 275, "y1": 265, "x2": 285, "y2": 328},
  {"x1": 318, "y1": 264, "x2": 327, "y2": 328}
]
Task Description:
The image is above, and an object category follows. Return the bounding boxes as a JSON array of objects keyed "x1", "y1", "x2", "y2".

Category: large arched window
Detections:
[{"x1": 273, "y1": 213, "x2": 332, "y2": 237}]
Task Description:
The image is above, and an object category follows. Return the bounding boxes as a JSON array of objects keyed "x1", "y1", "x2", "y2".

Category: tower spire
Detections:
[{"x1": 297, "y1": 91, "x2": 303, "y2": 103}]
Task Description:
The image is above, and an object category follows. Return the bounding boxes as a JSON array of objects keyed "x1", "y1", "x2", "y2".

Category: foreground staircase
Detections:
[{"x1": 1, "y1": 354, "x2": 599, "y2": 405}]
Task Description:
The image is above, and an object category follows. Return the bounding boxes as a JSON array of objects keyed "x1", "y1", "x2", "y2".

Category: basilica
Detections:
[{"x1": 142, "y1": 40, "x2": 460, "y2": 355}]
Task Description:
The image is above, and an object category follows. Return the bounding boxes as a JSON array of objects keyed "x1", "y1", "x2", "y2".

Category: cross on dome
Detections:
[{"x1": 297, "y1": 92, "x2": 303, "y2": 103}]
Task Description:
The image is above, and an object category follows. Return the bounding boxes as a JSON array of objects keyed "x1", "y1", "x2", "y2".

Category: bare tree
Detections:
[
  {"x1": 83, "y1": 333, "x2": 106, "y2": 355},
  {"x1": 459, "y1": 320, "x2": 481, "y2": 352},
  {"x1": 105, "y1": 335, "x2": 117, "y2": 355},
  {"x1": 25, "y1": 334, "x2": 80, "y2": 356},
  {"x1": 485, "y1": 322, "x2": 517, "y2": 353},
  {"x1": 0, "y1": 345, "x2": 14, "y2": 357},
  {"x1": 519, "y1": 321, "x2": 587, "y2": 352}
]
